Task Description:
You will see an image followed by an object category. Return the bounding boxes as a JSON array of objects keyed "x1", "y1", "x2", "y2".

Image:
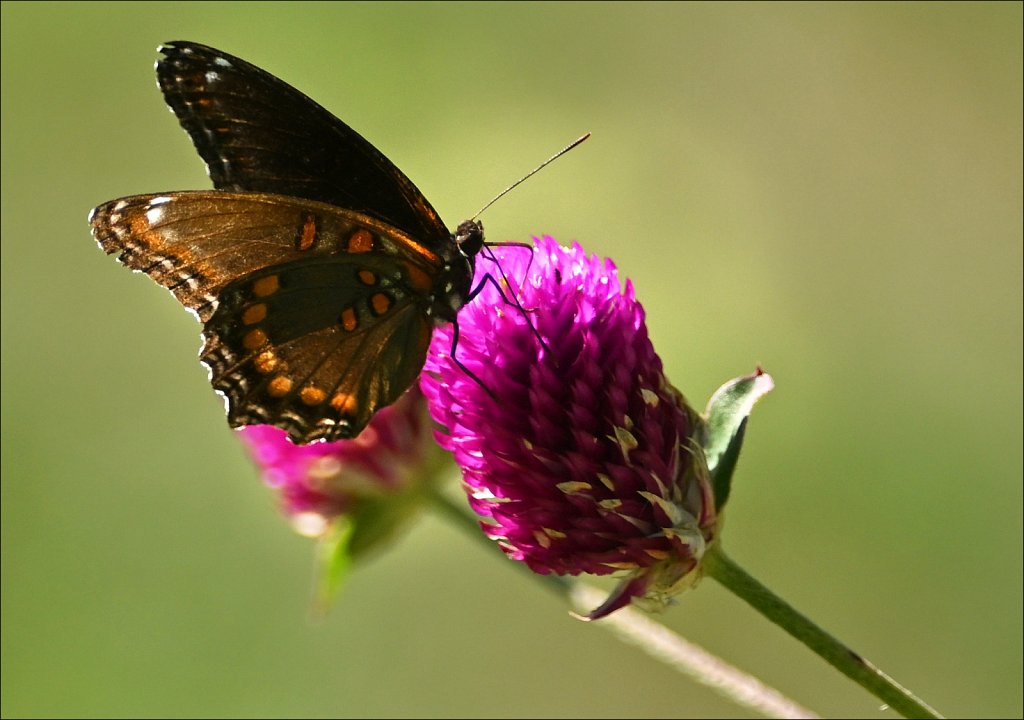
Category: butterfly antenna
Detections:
[
  {"x1": 471, "y1": 132, "x2": 591, "y2": 221},
  {"x1": 451, "y1": 132, "x2": 591, "y2": 392}
]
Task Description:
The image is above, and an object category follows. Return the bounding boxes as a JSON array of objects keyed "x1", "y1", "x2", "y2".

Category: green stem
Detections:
[
  {"x1": 426, "y1": 486, "x2": 819, "y2": 719},
  {"x1": 702, "y1": 544, "x2": 943, "y2": 719}
]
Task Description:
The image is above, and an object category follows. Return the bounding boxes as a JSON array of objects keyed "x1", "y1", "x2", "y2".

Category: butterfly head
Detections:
[{"x1": 455, "y1": 219, "x2": 485, "y2": 259}]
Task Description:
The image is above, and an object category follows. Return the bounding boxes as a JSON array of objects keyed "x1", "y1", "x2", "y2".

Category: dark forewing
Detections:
[{"x1": 156, "y1": 40, "x2": 450, "y2": 245}]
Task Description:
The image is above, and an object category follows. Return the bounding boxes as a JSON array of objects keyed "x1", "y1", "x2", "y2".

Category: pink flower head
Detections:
[
  {"x1": 421, "y1": 237, "x2": 717, "y2": 619},
  {"x1": 238, "y1": 386, "x2": 430, "y2": 537}
]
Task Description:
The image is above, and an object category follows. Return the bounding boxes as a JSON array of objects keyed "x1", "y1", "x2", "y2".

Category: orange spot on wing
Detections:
[
  {"x1": 242, "y1": 303, "x2": 267, "y2": 325},
  {"x1": 300, "y1": 386, "x2": 327, "y2": 405},
  {"x1": 243, "y1": 329, "x2": 268, "y2": 350},
  {"x1": 340, "y1": 307, "x2": 358, "y2": 332},
  {"x1": 347, "y1": 228, "x2": 374, "y2": 253},
  {"x1": 331, "y1": 392, "x2": 357, "y2": 415},
  {"x1": 404, "y1": 263, "x2": 434, "y2": 292},
  {"x1": 358, "y1": 269, "x2": 377, "y2": 285},
  {"x1": 267, "y1": 376, "x2": 293, "y2": 397},
  {"x1": 297, "y1": 214, "x2": 317, "y2": 251},
  {"x1": 253, "y1": 275, "x2": 279, "y2": 297},
  {"x1": 253, "y1": 351, "x2": 278, "y2": 374},
  {"x1": 370, "y1": 292, "x2": 392, "y2": 316}
]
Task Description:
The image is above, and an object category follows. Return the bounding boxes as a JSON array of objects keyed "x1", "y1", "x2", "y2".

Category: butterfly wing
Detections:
[
  {"x1": 156, "y1": 41, "x2": 451, "y2": 247},
  {"x1": 90, "y1": 191, "x2": 440, "y2": 443}
]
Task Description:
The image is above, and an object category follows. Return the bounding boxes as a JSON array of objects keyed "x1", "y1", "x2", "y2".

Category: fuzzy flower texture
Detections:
[{"x1": 422, "y1": 237, "x2": 718, "y2": 620}]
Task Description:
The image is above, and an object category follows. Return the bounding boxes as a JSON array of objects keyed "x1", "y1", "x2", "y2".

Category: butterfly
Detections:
[{"x1": 89, "y1": 41, "x2": 486, "y2": 445}]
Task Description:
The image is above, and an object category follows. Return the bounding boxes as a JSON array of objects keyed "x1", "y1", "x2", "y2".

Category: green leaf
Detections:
[
  {"x1": 313, "y1": 491, "x2": 425, "y2": 613},
  {"x1": 310, "y1": 445, "x2": 452, "y2": 614},
  {"x1": 314, "y1": 519, "x2": 356, "y2": 614},
  {"x1": 347, "y1": 493, "x2": 422, "y2": 559},
  {"x1": 700, "y1": 368, "x2": 775, "y2": 511}
]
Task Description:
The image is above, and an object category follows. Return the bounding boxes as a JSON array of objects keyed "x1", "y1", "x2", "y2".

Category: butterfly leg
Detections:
[
  {"x1": 482, "y1": 243, "x2": 540, "y2": 310},
  {"x1": 467, "y1": 265, "x2": 552, "y2": 357},
  {"x1": 447, "y1": 318, "x2": 498, "y2": 401}
]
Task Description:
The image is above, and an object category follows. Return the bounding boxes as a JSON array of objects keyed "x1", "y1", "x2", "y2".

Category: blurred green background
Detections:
[{"x1": 2, "y1": 2, "x2": 1021, "y2": 717}]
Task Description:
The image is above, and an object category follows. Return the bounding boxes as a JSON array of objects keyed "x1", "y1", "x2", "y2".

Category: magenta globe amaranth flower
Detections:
[
  {"x1": 238, "y1": 386, "x2": 432, "y2": 538},
  {"x1": 421, "y1": 237, "x2": 718, "y2": 619}
]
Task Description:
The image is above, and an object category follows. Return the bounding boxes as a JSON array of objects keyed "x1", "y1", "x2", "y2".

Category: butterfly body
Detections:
[{"x1": 90, "y1": 42, "x2": 484, "y2": 444}]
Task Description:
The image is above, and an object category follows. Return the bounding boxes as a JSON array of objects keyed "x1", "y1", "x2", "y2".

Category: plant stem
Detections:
[
  {"x1": 427, "y1": 486, "x2": 819, "y2": 719},
  {"x1": 701, "y1": 544, "x2": 943, "y2": 719}
]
